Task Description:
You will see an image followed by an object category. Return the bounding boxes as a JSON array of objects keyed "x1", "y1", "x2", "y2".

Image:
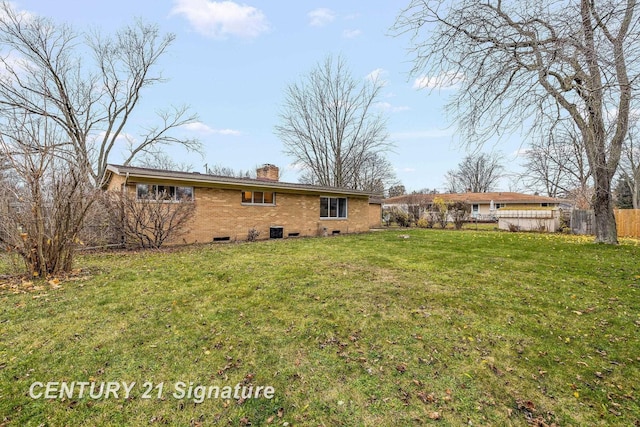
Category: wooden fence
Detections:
[
  {"x1": 615, "y1": 209, "x2": 640, "y2": 238},
  {"x1": 570, "y1": 209, "x2": 640, "y2": 238},
  {"x1": 570, "y1": 209, "x2": 594, "y2": 235}
]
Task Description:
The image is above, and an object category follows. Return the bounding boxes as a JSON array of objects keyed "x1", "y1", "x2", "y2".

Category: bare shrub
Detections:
[
  {"x1": 432, "y1": 197, "x2": 448, "y2": 229},
  {"x1": 447, "y1": 201, "x2": 471, "y2": 230},
  {"x1": 0, "y1": 118, "x2": 96, "y2": 277},
  {"x1": 247, "y1": 227, "x2": 261, "y2": 242},
  {"x1": 103, "y1": 191, "x2": 195, "y2": 249}
]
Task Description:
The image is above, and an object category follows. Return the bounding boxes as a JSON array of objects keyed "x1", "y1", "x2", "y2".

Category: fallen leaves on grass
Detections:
[{"x1": 428, "y1": 411, "x2": 441, "y2": 420}]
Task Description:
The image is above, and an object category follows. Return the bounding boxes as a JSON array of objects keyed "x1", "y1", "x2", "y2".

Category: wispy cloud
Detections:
[
  {"x1": 375, "y1": 102, "x2": 410, "y2": 113},
  {"x1": 413, "y1": 72, "x2": 465, "y2": 90},
  {"x1": 512, "y1": 147, "x2": 531, "y2": 158},
  {"x1": 366, "y1": 68, "x2": 388, "y2": 86},
  {"x1": 0, "y1": 2, "x2": 33, "y2": 21},
  {"x1": 171, "y1": 0, "x2": 270, "y2": 40},
  {"x1": 182, "y1": 122, "x2": 241, "y2": 135},
  {"x1": 342, "y1": 29, "x2": 362, "y2": 39},
  {"x1": 308, "y1": 8, "x2": 335, "y2": 27}
]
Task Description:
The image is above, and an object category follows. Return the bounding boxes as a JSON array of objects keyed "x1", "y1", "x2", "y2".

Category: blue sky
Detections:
[{"x1": 15, "y1": 0, "x2": 526, "y2": 192}]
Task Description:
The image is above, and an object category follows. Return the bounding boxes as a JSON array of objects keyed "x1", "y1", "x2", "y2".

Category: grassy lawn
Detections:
[{"x1": 1, "y1": 229, "x2": 639, "y2": 426}]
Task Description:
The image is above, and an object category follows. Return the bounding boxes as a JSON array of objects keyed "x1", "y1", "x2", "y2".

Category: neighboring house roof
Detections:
[
  {"x1": 384, "y1": 192, "x2": 565, "y2": 205},
  {"x1": 104, "y1": 164, "x2": 380, "y2": 198}
]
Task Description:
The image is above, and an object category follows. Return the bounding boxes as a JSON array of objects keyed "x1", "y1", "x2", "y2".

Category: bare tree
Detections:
[
  {"x1": 348, "y1": 152, "x2": 397, "y2": 193},
  {"x1": 388, "y1": 184, "x2": 406, "y2": 198},
  {"x1": 275, "y1": 55, "x2": 392, "y2": 190},
  {"x1": 0, "y1": 114, "x2": 95, "y2": 276},
  {"x1": 136, "y1": 151, "x2": 194, "y2": 172},
  {"x1": 521, "y1": 122, "x2": 592, "y2": 203},
  {"x1": 615, "y1": 174, "x2": 634, "y2": 208},
  {"x1": 444, "y1": 152, "x2": 504, "y2": 193},
  {"x1": 619, "y1": 121, "x2": 640, "y2": 208},
  {"x1": 104, "y1": 191, "x2": 195, "y2": 249},
  {"x1": 206, "y1": 164, "x2": 255, "y2": 178},
  {"x1": 395, "y1": 0, "x2": 639, "y2": 243},
  {"x1": 0, "y1": 2, "x2": 201, "y2": 187}
]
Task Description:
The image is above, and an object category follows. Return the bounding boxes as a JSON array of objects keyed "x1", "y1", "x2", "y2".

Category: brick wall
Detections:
[
  {"x1": 187, "y1": 187, "x2": 370, "y2": 242},
  {"x1": 368, "y1": 203, "x2": 381, "y2": 228},
  {"x1": 113, "y1": 179, "x2": 371, "y2": 243},
  {"x1": 105, "y1": 174, "x2": 126, "y2": 191}
]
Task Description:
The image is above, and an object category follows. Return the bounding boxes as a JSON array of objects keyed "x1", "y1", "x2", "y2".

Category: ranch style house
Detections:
[{"x1": 103, "y1": 164, "x2": 382, "y2": 244}]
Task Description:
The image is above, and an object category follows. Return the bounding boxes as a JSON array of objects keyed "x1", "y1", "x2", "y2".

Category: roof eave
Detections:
[{"x1": 106, "y1": 164, "x2": 378, "y2": 198}]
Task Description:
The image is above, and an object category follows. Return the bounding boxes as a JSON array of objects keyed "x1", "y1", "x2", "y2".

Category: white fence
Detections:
[{"x1": 497, "y1": 209, "x2": 561, "y2": 232}]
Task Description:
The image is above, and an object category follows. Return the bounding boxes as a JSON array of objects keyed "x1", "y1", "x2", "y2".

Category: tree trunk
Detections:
[{"x1": 592, "y1": 171, "x2": 618, "y2": 244}]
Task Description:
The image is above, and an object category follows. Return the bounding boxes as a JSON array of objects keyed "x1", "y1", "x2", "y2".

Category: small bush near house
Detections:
[
  {"x1": 384, "y1": 207, "x2": 411, "y2": 227},
  {"x1": 447, "y1": 201, "x2": 471, "y2": 230},
  {"x1": 393, "y1": 210, "x2": 411, "y2": 227},
  {"x1": 247, "y1": 227, "x2": 261, "y2": 242},
  {"x1": 432, "y1": 197, "x2": 449, "y2": 229},
  {"x1": 416, "y1": 218, "x2": 430, "y2": 228},
  {"x1": 507, "y1": 222, "x2": 521, "y2": 232}
]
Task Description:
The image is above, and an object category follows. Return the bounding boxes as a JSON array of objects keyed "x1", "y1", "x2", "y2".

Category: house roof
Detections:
[
  {"x1": 384, "y1": 192, "x2": 564, "y2": 205},
  {"x1": 104, "y1": 164, "x2": 379, "y2": 198}
]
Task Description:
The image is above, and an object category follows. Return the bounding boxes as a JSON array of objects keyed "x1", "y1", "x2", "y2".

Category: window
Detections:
[
  {"x1": 136, "y1": 184, "x2": 194, "y2": 202},
  {"x1": 242, "y1": 190, "x2": 275, "y2": 205},
  {"x1": 495, "y1": 203, "x2": 507, "y2": 209},
  {"x1": 540, "y1": 203, "x2": 549, "y2": 207},
  {"x1": 320, "y1": 197, "x2": 347, "y2": 218},
  {"x1": 176, "y1": 186, "x2": 194, "y2": 201}
]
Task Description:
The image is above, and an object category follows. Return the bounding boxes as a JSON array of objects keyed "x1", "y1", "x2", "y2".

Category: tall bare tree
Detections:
[
  {"x1": 445, "y1": 152, "x2": 503, "y2": 193},
  {"x1": 521, "y1": 122, "x2": 592, "y2": 204},
  {"x1": 275, "y1": 55, "x2": 392, "y2": 191},
  {"x1": 0, "y1": 2, "x2": 201, "y2": 187},
  {"x1": 346, "y1": 152, "x2": 397, "y2": 193},
  {"x1": 0, "y1": 114, "x2": 95, "y2": 276},
  {"x1": 395, "y1": 0, "x2": 639, "y2": 243}
]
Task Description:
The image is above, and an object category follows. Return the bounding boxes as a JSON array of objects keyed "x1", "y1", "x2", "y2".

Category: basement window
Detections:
[{"x1": 242, "y1": 191, "x2": 275, "y2": 205}]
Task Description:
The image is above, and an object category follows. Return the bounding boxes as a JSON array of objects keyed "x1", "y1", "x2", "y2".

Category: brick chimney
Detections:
[{"x1": 256, "y1": 164, "x2": 279, "y2": 181}]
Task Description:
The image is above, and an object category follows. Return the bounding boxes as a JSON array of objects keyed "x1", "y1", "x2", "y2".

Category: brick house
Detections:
[{"x1": 103, "y1": 164, "x2": 382, "y2": 243}]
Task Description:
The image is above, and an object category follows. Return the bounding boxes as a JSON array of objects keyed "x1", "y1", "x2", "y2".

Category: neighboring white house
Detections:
[{"x1": 384, "y1": 192, "x2": 565, "y2": 221}]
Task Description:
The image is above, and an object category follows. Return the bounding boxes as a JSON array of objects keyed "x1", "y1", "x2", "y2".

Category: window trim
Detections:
[
  {"x1": 241, "y1": 190, "x2": 276, "y2": 206},
  {"x1": 320, "y1": 196, "x2": 348, "y2": 219}
]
